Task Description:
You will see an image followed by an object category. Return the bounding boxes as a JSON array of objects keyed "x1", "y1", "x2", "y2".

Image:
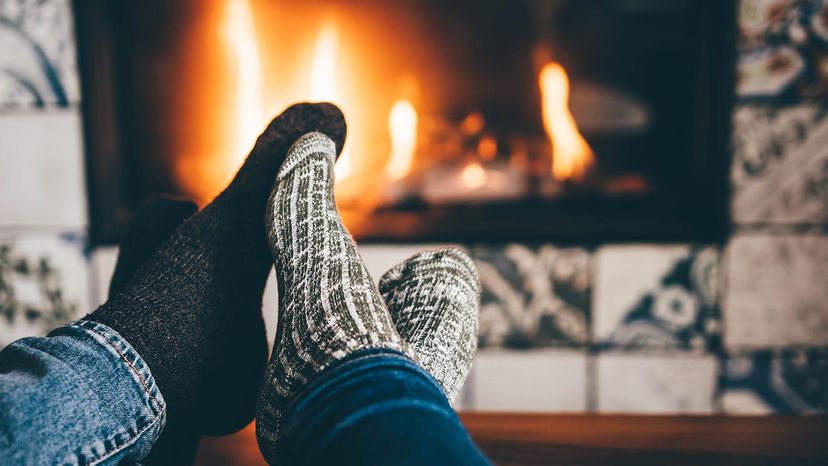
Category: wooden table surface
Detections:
[{"x1": 194, "y1": 413, "x2": 828, "y2": 465}]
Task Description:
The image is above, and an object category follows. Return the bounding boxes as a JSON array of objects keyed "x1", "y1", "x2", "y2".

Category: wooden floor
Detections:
[{"x1": 194, "y1": 413, "x2": 828, "y2": 466}]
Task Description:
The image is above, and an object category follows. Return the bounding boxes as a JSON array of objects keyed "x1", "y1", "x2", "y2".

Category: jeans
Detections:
[
  {"x1": 0, "y1": 320, "x2": 165, "y2": 465},
  {"x1": 0, "y1": 321, "x2": 491, "y2": 466},
  {"x1": 281, "y1": 348, "x2": 492, "y2": 466}
]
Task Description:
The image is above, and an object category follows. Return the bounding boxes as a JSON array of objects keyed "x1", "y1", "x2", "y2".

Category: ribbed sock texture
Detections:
[
  {"x1": 379, "y1": 248, "x2": 480, "y2": 403},
  {"x1": 256, "y1": 132, "x2": 412, "y2": 463},
  {"x1": 87, "y1": 103, "x2": 346, "y2": 435},
  {"x1": 106, "y1": 195, "x2": 201, "y2": 466}
]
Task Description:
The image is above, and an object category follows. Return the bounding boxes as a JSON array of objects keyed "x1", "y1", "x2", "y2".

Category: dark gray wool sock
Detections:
[
  {"x1": 106, "y1": 195, "x2": 201, "y2": 466},
  {"x1": 379, "y1": 248, "x2": 480, "y2": 404},
  {"x1": 256, "y1": 132, "x2": 414, "y2": 463},
  {"x1": 87, "y1": 103, "x2": 347, "y2": 436}
]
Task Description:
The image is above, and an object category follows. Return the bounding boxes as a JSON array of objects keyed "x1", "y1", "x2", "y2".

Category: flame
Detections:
[
  {"x1": 224, "y1": 0, "x2": 263, "y2": 169},
  {"x1": 385, "y1": 99, "x2": 418, "y2": 180},
  {"x1": 310, "y1": 22, "x2": 338, "y2": 101},
  {"x1": 308, "y1": 22, "x2": 353, "y2": 181},
  {"x1": 539, "y1": 62, "x2": 594, "y2": 181},
  {"x1": 460, "y1": 162, "x2": 487, "y2": 189}
]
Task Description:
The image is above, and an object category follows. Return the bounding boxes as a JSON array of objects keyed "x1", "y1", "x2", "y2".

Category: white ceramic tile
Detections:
[
  {"x1": 0, "y1": 111, "x2": 87, "y2": 228},
  {"x1": 592, "y1": 245, "x2": 721, "y2": 350},
  {"x1": 88, "y1": 246, "x2": 117, "y2": 308},
  {"x1": 0, "y1": 230, "x2": 89, "y2": 347},
  {"x1": 595, "y1": 353, "x2": 717, "y2": 414},
  {"x1": 724, "y1": 234, "x2": 828, "y2": 347},
  {"x1": 468, "y1": 349, "x2": 586, "y2": 412},
  {"x1": 593, "y1": 245, "x2": 691, "y2": 339},
  {"x1": 0, "y1": 0, "x2": 80, "y2": 109}
]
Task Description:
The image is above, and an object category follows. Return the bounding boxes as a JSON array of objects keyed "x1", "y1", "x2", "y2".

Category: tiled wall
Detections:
[
  {"x1": 1, "y1": 0, "x2": 826, "y2": 414},
  {"x1": 0, "y1": 0, "x2": 88, "y2": 348}
]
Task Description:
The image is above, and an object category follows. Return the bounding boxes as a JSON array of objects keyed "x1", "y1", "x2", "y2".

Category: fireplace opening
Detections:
[{"x1": 75, "y1": 0, "x2": 735, "y2": 245}]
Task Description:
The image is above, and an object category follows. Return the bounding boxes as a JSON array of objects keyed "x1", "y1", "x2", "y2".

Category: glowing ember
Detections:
[
  {"x1": 460, "y1": 162, "x2": 487, "y2": 189},
  {"x1": 385, "y1": 99, "x2": 418, "y2": 180},
  {"x1": 539, "y1": 62, "x2": 594, "y2": 181}
]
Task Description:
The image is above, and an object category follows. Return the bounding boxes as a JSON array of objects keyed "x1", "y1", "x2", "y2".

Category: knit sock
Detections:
[
  {"x1": 106, "y1": 195, "x2": 201, "y2": 466},
  {"x1": 87, "y1": 103, "x2": 347, "y2": 436},
  {"x1": 379, "y1": 248, "x2": 480, "y2": 404},
  {"x1": 256, "y1": 132, "x2": 412, "y2": 462}
]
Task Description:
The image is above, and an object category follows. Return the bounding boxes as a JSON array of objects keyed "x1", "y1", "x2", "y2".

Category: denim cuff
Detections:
[{"x1": 47, "y1": 320, "x2": 167, "y2": 464}]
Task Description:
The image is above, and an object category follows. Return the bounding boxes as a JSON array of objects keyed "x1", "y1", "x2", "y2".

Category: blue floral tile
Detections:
[
  {"x1": 592, "y1": 245, "x2": 721, "y2": 352},
  {"x1": 470, "y1": 244, "x2": 589, "y2": 349},
  {"x1": 719, "y1": 348, "x2": 828, "y2": 414},
  {"x1": 0, "y1": 0, "x2": 79, "y2": 109}
]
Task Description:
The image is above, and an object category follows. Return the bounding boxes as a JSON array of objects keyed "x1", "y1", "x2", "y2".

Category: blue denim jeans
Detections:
[
  {"x1": 0, "y1": 320, "x2": 165, "y2": 465},
  {"x1": 0, "y1": 322, "x2": 490, "y2": 465},
  {"x1": 281, "y1": 348, "x2": 492, "y2": 466}
]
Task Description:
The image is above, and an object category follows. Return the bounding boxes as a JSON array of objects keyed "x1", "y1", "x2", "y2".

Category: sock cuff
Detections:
[{"x1": 277, "y1": 131, "x2": 336, "y2": 181}]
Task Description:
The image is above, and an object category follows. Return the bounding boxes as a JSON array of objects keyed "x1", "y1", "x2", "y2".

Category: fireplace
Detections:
[{"x1": 74, "y1": 0, "x2": 736, "y2": 245}]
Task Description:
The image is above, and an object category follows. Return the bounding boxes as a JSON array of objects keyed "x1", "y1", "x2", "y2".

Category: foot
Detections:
[
  {"x1": 256, "y1": 132, "x2": 412, "y2": 462},
  {"x1": 88, "y1": 103, "x2": 347, "y2": 437},
  {"x1": 379, "y1": 248, "x2": 480, "y2": 404},
  {"x1": 107, "y1": 195, "x2": 201, "y2": 465}
]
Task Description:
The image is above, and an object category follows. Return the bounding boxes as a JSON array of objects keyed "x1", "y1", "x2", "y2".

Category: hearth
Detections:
[{"x1": 74, "y1": 0, "x2": 736, "y2": 245}]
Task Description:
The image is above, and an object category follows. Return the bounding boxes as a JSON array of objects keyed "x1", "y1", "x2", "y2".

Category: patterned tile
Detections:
[
  {"x1": 467, "y1": 349, "x2": 587, "y2": 412},
  {"x1": 592, "y1": 245, "x2": 721, "y2": 351},
  {"x1": 0, "y1": 230, "x2": 89, "y2": 348},
  {"x1": 736, "y1": 0, "x2": 827, "y2": 101},
  {"x1": 719, "y1": 348, "x2": 828, "y2": 414},
  {"x1": 0, "y1": 111, "x2": 87, "y2": 228},
  {"x1": 724, "y1": 234, "x2": 828, "y2": 347},
  {"x1": 0, "y1": 0, "x2": 79, "y2": 109},
  {"x1": 731, "y1": 104, "x2": 828, "y2": 225},
  {"x1": 470, "y1": 244, "x2": 589, "y2": 349},
  {"x1": 595, "y1": 353, "x2": 718, "y2": 414}
]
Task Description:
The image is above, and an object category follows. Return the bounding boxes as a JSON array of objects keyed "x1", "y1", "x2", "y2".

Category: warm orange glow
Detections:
[
  {"x1": 307, "y1": 22, "x2": 354, "y2": 181},
  {"x1": 384, "y1": 99, "x2": 418, "y2": 180},
  {"x1": 176, "y1": 0, "x2": 264, "y2": 204},
  {"x1": 310, "y1": 22, "x2": 338, "y2": 101},
  {"x1": 225, "y1": 0, "x2": 263, "y2": 161},
  {"x1": 460, "y1": 162, "x2": 487, "y2": 189},
  {"x1": 539, "y1": 62, "x2": 594, "y2": 181}
]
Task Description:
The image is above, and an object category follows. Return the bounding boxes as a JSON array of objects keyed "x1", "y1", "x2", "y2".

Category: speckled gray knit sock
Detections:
[
  {"x1": 379, "y1": 248, "x2": 480, "y2": 404},
  {"x1": 256, "y1": 132, "x2": 412, "y2": 462}
]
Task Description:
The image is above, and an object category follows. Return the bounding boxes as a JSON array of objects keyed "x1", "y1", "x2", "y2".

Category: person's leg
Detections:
[
  {"x1": 379, "y1": 248, "x2": 480, "y2": 404},
  {"x1": 106, "y1": 195, "x2": 202, "y2": 465},
  {"x1": 280, "y1": 349, "x2": 492, "y2": 466},
  {"x1": 0, "y1": 321, "x2": 166, "y2": 465},
  {"x1": 0, "y1": 103, "x2": 345, "y2": 464},
  {"x1": 256, "y1": 131, "x2": 490, "y2": 465},
  {"x1": 86, "y1": 102, "x2": 345, "y2": 438}
]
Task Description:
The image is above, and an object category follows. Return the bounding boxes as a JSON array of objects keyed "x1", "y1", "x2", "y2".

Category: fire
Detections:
[
  {"x1": 460, "y1": 161, "x2": 487, "y2": 189},
  {"x1": 308, "y1": 22, "x2": 354, "y2": 181},
  {"x1": 176, "y1": 0, "x2": 264, "y2": 204},
  {"x1": 539, "y1": 62, "x2": 594, "y2": 181},
  {"x1": 310, "y1": 22, "x2": 338, "y2": 101},
  {"x1": 224, "y1": 0, "x2": 264, "y2": 175},
  {"x1": 385, "y1": 99, "x2": 418, "y2": 180}
]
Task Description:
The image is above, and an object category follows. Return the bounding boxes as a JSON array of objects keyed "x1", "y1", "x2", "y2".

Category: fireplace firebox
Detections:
[{"x1": 74, "y1": 0, "x2": 736, "y2": 245}]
